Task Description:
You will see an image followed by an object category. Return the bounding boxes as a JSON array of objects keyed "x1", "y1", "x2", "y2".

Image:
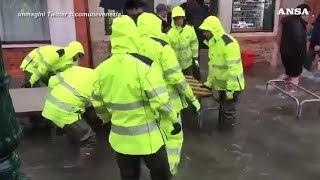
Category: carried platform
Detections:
[
  {"x1": 185, "y1": 76, "x2": 219, "y2": 128},
  {"x1": 266, "y1": 80, "x2": 320, "y2": 118}
]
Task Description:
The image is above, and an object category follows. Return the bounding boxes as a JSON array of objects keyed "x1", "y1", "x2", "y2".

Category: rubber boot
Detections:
[
  {"x1": 79, "y1": 147, "x2": 94, "y2": 166},
  {"x1": 63, "y1": 147, "x2": 81, "y2": 169}
]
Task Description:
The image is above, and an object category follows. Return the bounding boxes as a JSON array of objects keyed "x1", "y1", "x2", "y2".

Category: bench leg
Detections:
[
  {"x1": 50, "y1": 125, "x2": 57, "y2": 142},
  {"x1": 198, "y1": 108, "x2": 219, "y2": 129}
]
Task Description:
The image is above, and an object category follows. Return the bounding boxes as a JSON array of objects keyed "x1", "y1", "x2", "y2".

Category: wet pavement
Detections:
[{"x1": 15, "y1": 51, "x2": 320, "y2": 180}]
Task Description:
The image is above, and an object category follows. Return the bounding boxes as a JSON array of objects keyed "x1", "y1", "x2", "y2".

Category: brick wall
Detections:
[
  {"x1": 3, "y1": 48, "x2": 33, "y2": 76},
  {"x1": 237, "y1": 36, "x2": 278, "y2": 65},
  {"x1": 91, "y1": 41, "x2": 110, "y2": 67},
  {"x1": 234, "y1": 0, "x2": 284, "y2": 66}
]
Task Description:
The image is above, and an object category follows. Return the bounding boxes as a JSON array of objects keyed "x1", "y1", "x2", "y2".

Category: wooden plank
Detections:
[{"x1": 9, "y1": 87, "x2": 48, "y2": 113}]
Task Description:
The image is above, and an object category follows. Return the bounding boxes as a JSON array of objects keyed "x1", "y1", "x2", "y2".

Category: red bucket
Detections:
[{"x1": 241, "y1": 50, "x2": 255, "y2": 68}]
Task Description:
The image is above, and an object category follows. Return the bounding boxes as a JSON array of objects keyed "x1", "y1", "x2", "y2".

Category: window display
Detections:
[{"x1": 231, "y1": 0, "x2": 276, "y2": 32}]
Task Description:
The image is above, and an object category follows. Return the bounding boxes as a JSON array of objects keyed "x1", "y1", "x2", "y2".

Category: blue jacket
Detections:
[{"x1": 310, "y1": 15, "x2": 320, "y2": 48}]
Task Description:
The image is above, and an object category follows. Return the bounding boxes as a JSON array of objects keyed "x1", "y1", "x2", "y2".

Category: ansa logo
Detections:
[{"x1": 278, "y1": 8, "x2": 310, "y2": 15}]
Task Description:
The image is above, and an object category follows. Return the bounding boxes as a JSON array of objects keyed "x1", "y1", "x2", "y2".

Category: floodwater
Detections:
[{"x1": 14, "y1": 51, "x2": 320, "y2": 180}]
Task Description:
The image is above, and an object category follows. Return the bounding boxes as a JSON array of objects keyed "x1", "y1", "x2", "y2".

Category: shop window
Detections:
[
  {"x1": 231, "y1": 0, "x2": 276, "y2": 33},
  {"x1": 0, "y1": 0, "x2": 51, "y2": 44}
]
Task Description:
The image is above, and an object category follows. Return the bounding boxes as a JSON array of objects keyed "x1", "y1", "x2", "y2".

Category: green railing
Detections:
[{"x1": 0, "y1": 38, "x2": 28, "y2": 179}]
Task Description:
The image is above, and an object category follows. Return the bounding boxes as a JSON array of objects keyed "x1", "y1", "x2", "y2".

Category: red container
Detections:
[{"x1": 241, "y1": 50, "x2": 255, "y2": 68}]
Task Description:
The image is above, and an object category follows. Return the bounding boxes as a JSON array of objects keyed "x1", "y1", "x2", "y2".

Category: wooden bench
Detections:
[{"x1": 185, "y1": 76, "x2": 219, "y2": 128}]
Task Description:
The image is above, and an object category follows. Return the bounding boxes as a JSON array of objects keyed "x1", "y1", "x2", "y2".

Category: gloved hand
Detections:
[
  {"x1": 204, "y1": 82, "x2": 212, "y2": 89},
  {"x1": 193, "y1": 58, "x2": 199, "y2": 67},
  {"x1": 226, "y1": 90, "x2": 234, "y2": 100},
  {"x1": 191, "y1": 99, "x2": 201, "y2": 112},
  {"x1": 200, "y1": 85, "x2": 212, "y2": 90},
  {"x1": 171, "y1": 123, "x2": 182, "y2": 135}
]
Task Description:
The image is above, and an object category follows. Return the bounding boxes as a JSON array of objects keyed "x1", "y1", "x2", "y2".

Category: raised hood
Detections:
[
  {"x1": 111, "y1": 15, "x2": 139, "y2": 54},
  {"x1": 137, "y1": 12, "x2": 171, "y2": 44},
  {"x1": 199, "y1": 16, "x2": 225, "y2": 41},
  {"x1": 171, "y1": 6, "x2": 185, "y2": 29},
  {"x1": 63, "y1": 41, "x2": 84, "y2": 61},
  {"x1": 137, "y1": 12, "x2": 162, "y2": 37}
]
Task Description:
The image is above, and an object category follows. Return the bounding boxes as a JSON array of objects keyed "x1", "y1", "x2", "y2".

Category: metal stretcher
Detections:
[
  {"x1": 185, "y1": 76, "x2": 220, "y2": 128},
  {"x1": 266, "y1": 79, "x2": 320, "y2": 118}
]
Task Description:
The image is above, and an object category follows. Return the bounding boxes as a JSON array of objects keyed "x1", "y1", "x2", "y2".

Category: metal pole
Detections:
[{"x1": 0, "y1": 38, "x2": 28, "y2": 179}]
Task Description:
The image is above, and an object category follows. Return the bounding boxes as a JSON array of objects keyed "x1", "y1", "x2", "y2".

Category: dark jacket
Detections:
[
  {"x1": 180, "y1": 2, "x2": 209, "y2": 49},
  {"x1": 280, "y1": 15, "x2": 307, "y2": 57},
  {"x1": 310, "y1": 14, "x2": 320, "y2": 48},
  {"x1": 180, "y1": 3, "x2": 193, "y2": 25},
  {"x1": 99, "y1": 0, "x2": 125, "y2": 9}
]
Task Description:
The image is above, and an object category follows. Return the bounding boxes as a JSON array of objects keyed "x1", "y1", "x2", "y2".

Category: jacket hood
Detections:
[
  {"x1": 172, "y1": 6, "x2": 185, "y2": 18},
  {"x1": 64, "y1": 41, "x2": 84, "y2": 60},
  {"x1": 171, "y1": 6, "x2": 185, "y2": 29},
  {"x1": 199, "y1": 16, "x2": 225, "y2": 41},
  {"x1": 111, "y1": 15, "x2": 139, "y2": 54},
  {"x1": 137, "y1": 12, "x2": 163, "y2": 37}
]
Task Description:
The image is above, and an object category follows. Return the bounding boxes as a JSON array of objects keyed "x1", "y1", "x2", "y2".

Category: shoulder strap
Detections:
[
  {"x1": 222, "y1": 34, "x2": 233, "y2": 46},
  {"x1": 130, "y1": 53, "x2": 153, "y2": 66},
  {"x1": 150, "y1": 37, "x2": 168, "y2": 47}
]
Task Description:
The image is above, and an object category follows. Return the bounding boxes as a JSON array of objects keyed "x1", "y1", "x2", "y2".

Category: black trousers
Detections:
[
  {"x1": 281, "y1": 54, "x2": 304, "y2": 77},
  {"x1": 115, "y1": 146, "x2": 172, "y2": 180},
  {"x1": 303, "y1": 47, "x2": 320, "y2": 71},
  {"x1": 182, "y1": 61, "x2": 201, "y2": 81},
  {"x1": 182, "y1": 66, "x2": 193, "y2": 76},
  {"x1": 63, "y1": 118, "x2": 97, "y2": 149},
  {"x1": 218, "y1": 91, "x2": 240, "y2": 129}
]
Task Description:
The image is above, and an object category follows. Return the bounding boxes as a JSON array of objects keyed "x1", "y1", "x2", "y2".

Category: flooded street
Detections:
[{"x1": 16, "y1": 51, "x2": 320, "y2": 180}]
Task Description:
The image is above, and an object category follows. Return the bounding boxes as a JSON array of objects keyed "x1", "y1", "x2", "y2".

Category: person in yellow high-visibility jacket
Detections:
[
  {"x1": 20, "y1": 41, "x2": 84, "y2": 88},
  {"x1": 42, "y1": 66, "x2": 97, "y2": 168},
  {"x1": 92, "y1": 15, "x2": 178, "y2": 180},
  {"x1": 199, "y1": 16, "x2": 245, "y2": 130},
  {"x1": 167, "y1": 6, "x2": 199, "y2": 76},
  {"x1": 136, "y1": 12, "x2": 200, "y2": 175}
]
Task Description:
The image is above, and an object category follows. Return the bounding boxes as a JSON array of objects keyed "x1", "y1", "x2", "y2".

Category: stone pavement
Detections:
[{"x1": 14, "y1": 50, "x2": 320, "y2": 180}]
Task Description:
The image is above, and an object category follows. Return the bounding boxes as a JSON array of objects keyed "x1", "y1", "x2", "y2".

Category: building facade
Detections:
[{"x1": 1, "y1": 0, "x2": 317, "y2": 82}]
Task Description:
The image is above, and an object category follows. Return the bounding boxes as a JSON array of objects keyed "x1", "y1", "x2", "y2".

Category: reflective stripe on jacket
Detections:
[
  {"x1": 20, "y1": 42, "x2": 84, "y2": 87},
  {"x1": 20, "y1": 46, "x2": 61, "y2": 86},
  {"x1": 167, "y1": 25, "x2": 199, "y2": 70},
  {"x1": 41, "y1": 66, "x2": 96, "y2": 128},
  {"x1": 200, "y1": 16, "x2": 245, "y2": 91},
  {"x1": 168, "y1": 6, "x2": 199, "y2": 70},
  {"x1": 92, "y1": 15, "x2": 177, "y2": 155},
  {"x1": 137, "y1": 12, "x2": 197, "y2": 112}
]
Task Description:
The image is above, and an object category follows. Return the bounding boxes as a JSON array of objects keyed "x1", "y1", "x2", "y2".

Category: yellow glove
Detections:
[
  {"x1": 193, "y1": 58, "x2": 199, "y2": 67},
  {"x1": 226, "y1": 91, "x2": 234, "y2": 100},
  {"x1": 191, "y1": 100, "x2": 201, "y2": 112},
  {"x1": 204, "y1": 82, "x2": 211, "y2": 89}
]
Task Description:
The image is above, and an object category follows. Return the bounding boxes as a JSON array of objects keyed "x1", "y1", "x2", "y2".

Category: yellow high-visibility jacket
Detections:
[
  {"x1": 167, "y1": 6, "x2": 199, "y2": 70},
  {"x1": 42, "y1": 66, "x2": 96, "y2": 128},
  {"x1": 20, "y1": 41, "x2": 84, "y2": 86},
  {"x1": 137, "y1": 12, "x2": 197, "y2": 113},
  {"x1": 199, "y1": 16, "x2": 245, "y2": 92},
  {"x1": 92, "y1": 15, "x2": 177, "y2": 155}
]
